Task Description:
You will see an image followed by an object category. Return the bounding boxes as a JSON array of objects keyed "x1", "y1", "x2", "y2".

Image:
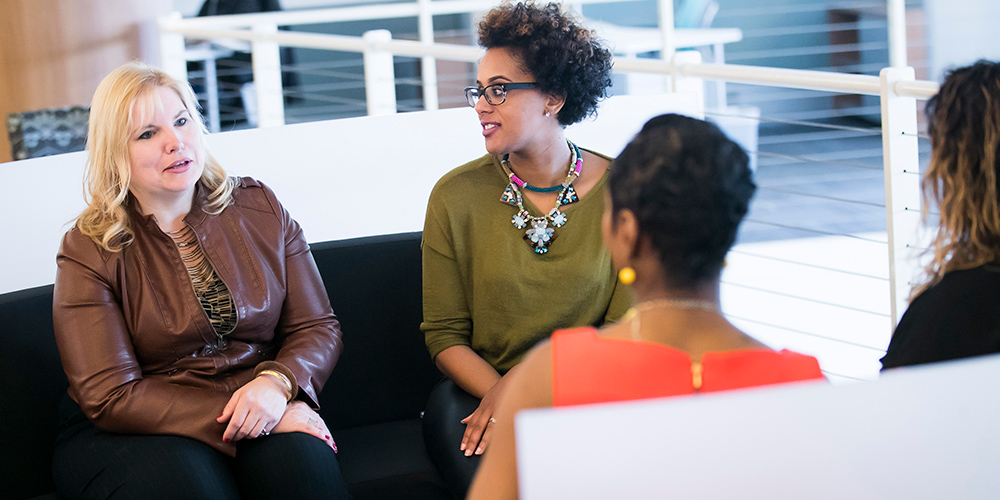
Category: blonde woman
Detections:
[
  {"x1": 52, "y1": 62, "x2": 349, "y2": 499},
  {"x1": 881, "y1": 60, "x2": 1000, "y2": 369}
]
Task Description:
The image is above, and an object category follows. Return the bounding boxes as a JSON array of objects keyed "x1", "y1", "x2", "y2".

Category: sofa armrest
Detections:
[{"x1": 0, "y1": 285, "x2": 67, "y2": 500}]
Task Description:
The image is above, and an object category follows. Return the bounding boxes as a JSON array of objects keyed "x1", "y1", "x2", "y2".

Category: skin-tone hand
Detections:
[
  {"x1": 460, "y1": 366, "x2": 519, "y2": 456},
  {"x1": 434, "y1": 346, "x2": 528, "y2": 457},
  {"x1": 467, "y1": 344, "x2": 552, "y2": 500},
  {"x1": 273, "y1": 401, "x2": 337, "y2": 452},
  {"x1": 217, "y1": 375, "x2": 289, "y2": 443}
]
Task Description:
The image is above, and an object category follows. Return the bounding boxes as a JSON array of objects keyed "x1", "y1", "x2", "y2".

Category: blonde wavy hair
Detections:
[
  {"x1": 77, "y1": 61, "x2": 234, "y2": 252},
  {"x1": 916, "y1": 60, "x2": 1000, "y2": 297}
]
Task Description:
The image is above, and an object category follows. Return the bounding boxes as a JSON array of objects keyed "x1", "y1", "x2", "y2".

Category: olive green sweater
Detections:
[{"x1": 421, "y1": 151, "x2": 632, "y2": 373}]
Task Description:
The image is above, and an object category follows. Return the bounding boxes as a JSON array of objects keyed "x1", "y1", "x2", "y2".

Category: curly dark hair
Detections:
[
  {"x1": 609, "y1": 114, "x2": 755, "y2": 288},
  {"x1": 918, "y1": 60, "x2": 1000, "y2": 294},
  {"x1": 477, "y1": 1, "x2": 613, "y2": 126}
]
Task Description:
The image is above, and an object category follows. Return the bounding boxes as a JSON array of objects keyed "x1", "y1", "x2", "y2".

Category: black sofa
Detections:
[{"x1": 0, "y1": 231, "x2": 451, "y2": 500}]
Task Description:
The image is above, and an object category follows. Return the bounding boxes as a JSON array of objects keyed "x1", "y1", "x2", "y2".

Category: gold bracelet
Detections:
[{"x1": 258, "y1": 369, "x2": 293, "y2": 401}]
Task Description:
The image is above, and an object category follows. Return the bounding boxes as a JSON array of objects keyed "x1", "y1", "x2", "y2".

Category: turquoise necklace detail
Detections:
[{"x1": 500, "y1": 140, "x2": 582, "y2": 254}]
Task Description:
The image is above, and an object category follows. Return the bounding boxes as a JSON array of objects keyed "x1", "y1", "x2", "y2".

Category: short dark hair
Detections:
[
  {"x1": 477, "y1": 2, "x2": 613, "y2": 126},
  {"x1": 609, "y1": 114, "x2": 755, "y2": 288}
]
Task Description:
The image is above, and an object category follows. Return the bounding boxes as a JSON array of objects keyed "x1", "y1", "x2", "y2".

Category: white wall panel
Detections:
[{"x1": 0, "y1": 92, "x2": 699, "y2": 294}]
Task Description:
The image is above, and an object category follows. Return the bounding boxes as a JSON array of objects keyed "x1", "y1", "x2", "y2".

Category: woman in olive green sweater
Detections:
[{"x1": 419, "y1": 3, "x2": 630, "y2": 498}]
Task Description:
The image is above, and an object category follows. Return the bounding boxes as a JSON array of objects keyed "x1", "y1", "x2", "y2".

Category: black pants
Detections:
[
  {"x1": 422, "y1": 379, "x2": 483, "y2": 500},
  {"x1": 53, "y1": 396, "x2": 350, "y2": 500}
]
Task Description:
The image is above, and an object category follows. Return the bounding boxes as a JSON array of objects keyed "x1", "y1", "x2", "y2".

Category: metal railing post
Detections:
[
  {"x1": 887, "y1": 0, "x2": 908, "y2": 68},
  {"x1": 657, "y1": 0, "x2": 676, "y2": 55},
  {"x1": 204, "y1": 56, "x2": 221, "y2": 133},
  {"x1": 710, "y1": 42, "x2": 728, "y2": 109},
  {"x1": 880, "y1": 66, "x2": 921, "y2": 326},
  {"x1": 658, "y1": 0, "x2": 676, "y2": 93},
  {"x1": 252, "y1": 23, "x2": 286, "y2": 127},
  {"x1": 158, "y1": 12, "x2": 188, "y2": 82},
  {"x1": 363, "y1": 29, "x2": 398, "y2": 116},
  {"x1": 672, "y1": 50, "x2": 705, "y2": 116},
  {"x1": 417, "y1": 0, "x2": 439, "y2": 111}
]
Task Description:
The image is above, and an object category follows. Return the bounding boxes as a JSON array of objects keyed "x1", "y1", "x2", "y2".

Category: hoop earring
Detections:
[{"x1": 618, "y1": 267, "x2": 636, "y2": 285}]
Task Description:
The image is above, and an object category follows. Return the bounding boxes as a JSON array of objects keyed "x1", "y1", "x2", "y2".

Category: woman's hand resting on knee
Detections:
[
  {"x1": 434, "y1": 346, "x2": 524, "y2": 458},
  {"x1": 460, "y1": 368, "x2": 518, "y2": 457},
  {"x1": 218, "y1": 375, "x2": 290, "y2": 443},
  {"x1": 273, "y1": 401, "x2": 338, "y2": 452}
]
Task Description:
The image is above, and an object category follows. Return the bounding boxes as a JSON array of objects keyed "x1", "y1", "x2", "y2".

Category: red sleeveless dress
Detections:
[{"x1": 551, "y1": 327, "x2": 824, "y2": 407}]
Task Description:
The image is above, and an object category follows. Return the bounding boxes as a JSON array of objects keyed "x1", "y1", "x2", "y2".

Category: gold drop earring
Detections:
[{"x1": 618, "y1": 267, "x2": 636, "y2": 285}]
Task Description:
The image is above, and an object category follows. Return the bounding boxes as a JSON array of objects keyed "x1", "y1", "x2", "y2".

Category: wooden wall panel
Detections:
[{"x1": 0, "y1": 0, "x2": 171, "y2": 163}]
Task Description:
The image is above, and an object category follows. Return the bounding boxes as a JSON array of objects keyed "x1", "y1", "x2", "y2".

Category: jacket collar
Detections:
[{"x1": 128, "y1": 182, "x2": 210, "y2": 231}]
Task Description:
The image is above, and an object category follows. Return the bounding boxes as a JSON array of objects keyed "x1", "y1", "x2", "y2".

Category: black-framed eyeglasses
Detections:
[{"x1": 464, "y1": 82, "x2": 538, "y2": 107}]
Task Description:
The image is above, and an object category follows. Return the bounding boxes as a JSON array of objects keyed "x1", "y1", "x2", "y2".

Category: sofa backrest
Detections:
[
  {"x1": 1, "y1": 93, "x2": 703, "y2": 295},
  {"x1": 311, "y1": 232, "x2": 440, "y2": 430},
  {"x1": 0, "y1": 284, "x2": 65, "y2": 500}
]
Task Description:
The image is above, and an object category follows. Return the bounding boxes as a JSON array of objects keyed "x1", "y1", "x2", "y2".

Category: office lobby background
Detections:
[{"x1": 2, "y1": 0, "x2": 999, "y2": 164}]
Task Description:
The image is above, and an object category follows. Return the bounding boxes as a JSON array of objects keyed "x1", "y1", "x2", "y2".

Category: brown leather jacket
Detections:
[{"x1": 53, "y1": 177, "x2": 343, "y2": 455}]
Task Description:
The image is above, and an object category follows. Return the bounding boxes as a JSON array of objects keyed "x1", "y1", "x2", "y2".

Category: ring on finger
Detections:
[
  {"x1": 307, "y1": 418, "x2": 319, "y2": 428},
  {"x1": 259, "y1": 427, "x2": 270, "y2": 437},
  {"x1": 489, "y1": 417, "x2": 497, "y2": 424}
]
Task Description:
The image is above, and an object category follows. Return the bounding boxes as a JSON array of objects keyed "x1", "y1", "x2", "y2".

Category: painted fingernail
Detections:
[
  {"x1": 465, "y1": 449, "x2": 473, "y2": 457},
  {"x1": 333, "y1": 443, "x2": 338, "y2": 453},
  {"x1": 325, "y1": 435, "x2": 330, "y2": 440},
  {"x1": 460, "y1": 443, "x2": 466, "y2": 451},
  {"x1": 223, "y1": 438, "x2": 230, "y2": 443},
  {"x1": 475, "y1": 447, "x2": 483, "y2": 455}
]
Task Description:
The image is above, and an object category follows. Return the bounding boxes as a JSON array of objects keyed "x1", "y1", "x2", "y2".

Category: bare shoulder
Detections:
[
  {"x1": 722, "y1": 319, "x2": 770, "y2": 351},
  {"x1": 582, "y1": 149, "x2": 612, "y2": 173},
  {"x1": 739, "y1": 331, "x2": 771, "y2": 351}
]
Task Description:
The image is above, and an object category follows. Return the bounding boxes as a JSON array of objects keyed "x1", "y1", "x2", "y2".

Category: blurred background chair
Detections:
[
  {"x1": 192, "y1": 0, "x2": 299, "y2": 131},
  {"x1": 6, "y1": 106, "x2": 89, "y2": 160},
  {"x1": 676, "y1": 0, "x2": 720, "y2": 29}
]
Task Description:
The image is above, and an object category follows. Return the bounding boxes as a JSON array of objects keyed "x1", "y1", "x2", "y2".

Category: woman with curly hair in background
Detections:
[
  {"x1": 881, "y1": 60, "x2": 1000, "y2": 369},
  {"x1": 419, "y1": 2, "x2": 630, "y2": 496}
]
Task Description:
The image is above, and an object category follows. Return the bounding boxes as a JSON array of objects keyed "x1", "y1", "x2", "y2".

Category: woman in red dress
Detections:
[{"x1": 468, "y1": 114, "x2": 825, "y2": 499}]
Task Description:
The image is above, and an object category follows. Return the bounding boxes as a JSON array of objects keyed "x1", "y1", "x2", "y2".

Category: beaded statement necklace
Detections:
[
  {"x1": 500, "y1": 140, "x2": 582, "y2": 254},
  {"x1": 167, "y1": 225, "x2": 237, "y2": 344}
]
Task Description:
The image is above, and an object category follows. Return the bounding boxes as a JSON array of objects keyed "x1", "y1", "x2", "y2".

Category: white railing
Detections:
[
  {"x1": 160, "y1": 0, "x2": 640, "y2": 125},
  {"x1": 157, "y1": 1, "x2": 940, "y2": 375}
]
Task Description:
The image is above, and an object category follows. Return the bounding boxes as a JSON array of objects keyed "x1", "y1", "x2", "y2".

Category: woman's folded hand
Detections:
[
  {"x1": 273, "y1": 401, "x2": 337, "y2": 452},
  {"x1": 218, "y1": 375, "x2": 289, "y2": 443}
]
